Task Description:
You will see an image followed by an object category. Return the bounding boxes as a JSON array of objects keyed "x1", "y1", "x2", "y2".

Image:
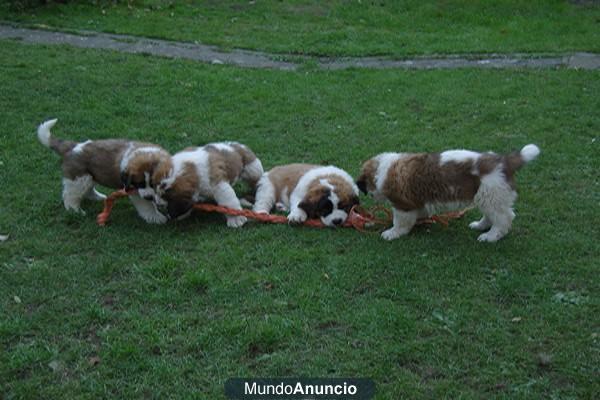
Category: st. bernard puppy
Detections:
[
  {"x1": 356, "y1": 144, "x2": 540, "y2": 242},
  {"x1": 252, "y1": 164, "x2": 360, "y2": 227},
  {"x1": 37, "y1": 119, "x2": 172, "y2": 223},
  {"x1": 153, "y1": 142, "x2": 263, "y2": 227}
]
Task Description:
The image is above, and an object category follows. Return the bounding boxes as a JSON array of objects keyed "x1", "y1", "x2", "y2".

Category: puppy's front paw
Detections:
[
  {"x1": 275, "y1": 202, "x2": 288, "y2": 212},
  {"x1": 469, "y1": 218, "x2": 491, "y2": 231},
  {"x1": 65, "y1": 205, "x2": 86, "y2": 215},
  {"x1": 227, "y1": 215, "x2": 247, "y2": 228},
  {"x1": 141, "y1": 212, "x2": 168, "y2": 224},
  {"x1": 287, "y1": 208, "x2": 307, "y2": 224},
  {"x1": 381, "y1": 228, "x2": 403, "y2": 241},
  {"x1": 477, "y1": 231, "x2": 501, "y2": 242}
]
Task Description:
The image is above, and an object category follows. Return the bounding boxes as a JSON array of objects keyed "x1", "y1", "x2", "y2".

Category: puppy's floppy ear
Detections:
[
  {"x1": 356, "y1": 178, "x2": 367, "y2": 194},
  {"x1": 167, "y1": 198, "x2": 193, "y2": 220},
  {"x1": 298, "y1": 199, "x2": 316, "y2": 218},
  {"x1": 351, "y1": 195, "x2": 360, "y2": 206},
  {"x1": 148, "y1": 159, "x2": 160, "y2": 177},
  {"x1": 316, "y1": 193, "x2": 334, "y2": 215}
]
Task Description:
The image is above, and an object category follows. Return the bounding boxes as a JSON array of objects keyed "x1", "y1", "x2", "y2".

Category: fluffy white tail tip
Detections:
[
  {"x1": 37, "y1": 118, "x2": 58, "y2": 147},
  {"x1": 521, "y1": 144, "x2": 540, "y2": 163}
]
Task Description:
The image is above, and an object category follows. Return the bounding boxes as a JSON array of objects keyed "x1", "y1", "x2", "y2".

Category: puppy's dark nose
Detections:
[{"x1": 332, "y1": 218, "x2": 343, "y2": 226}]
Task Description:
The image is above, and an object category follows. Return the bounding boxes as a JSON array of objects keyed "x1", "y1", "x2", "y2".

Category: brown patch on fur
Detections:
[
  {"x1": 158, "y1": 161, "x2": 201, "y2": 218},
  {"x1": 205, "y1": 146, "x2": 245, "y2": 185},
  {"x1": 229, "y1": 143, "x2": 257, "y2": 165},
  {"x1": 57, "y1": 139, "x2": 171, "y2": 189},
  {"x1": 49, "y1": 137, "x2": 77, "y2": 156},
  {"x1": 323, "y1": 174, "x2": 359, "y2": 210},
  {"x1": 500, "y1": 151, "x2": 524, "y2": 188},
  {"x1": 157, "y1": 143, "x2": 260, "y2": 219},
  {"x1": 230, "y1": 142, "x2": 261, "y2": 187},
  {"x1": 475, "y1": 152, "x2": 523, "y2": 189},
  {"x1": 381, "y1": 153, "x2": 480, "y2": 210},
  {"x1": 152, "y1": 156, "x2": 175, "y2": 188},
  {"x1": 266, "y1": 164, "x2": 320, "y2": 203},
  {"x1": 299, "y1": 175, "x2": 359, "y2": 217},
  {"x1": 357, "y1": 153, "x2": 479, "y2": 211},
  {"x1": 168, "y1": 162, "x2": 199, "y2": 199},
  {"x1": 42, "y1": 123, "x2": 171, "y2": 190},
  {"x1": 300, "y1": 181, "x2": 331, "y2": 217},
  {"x1": 360, "y1": 148, "x2": 532, "y2": 212},
  {"x1": 123, "y1": 146, "x2": 172, "y2": 189},
  {"x1": 356, "y1": 158, "x2": 379, "y2": 194},
  {"x1": 60, "y1": 139, "x2": 127, "y2": 186}
]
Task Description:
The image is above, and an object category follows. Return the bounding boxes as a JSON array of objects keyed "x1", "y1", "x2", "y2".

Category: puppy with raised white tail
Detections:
[
  {"x1": 253, "y1": 164, "x2": 360, "y2": 227},
  {"x1": 355, "y1": 145, "x2": 540, "y2": 242},
  {"x1": 37, "y1": 119, "x2": 172, "y2": 223},
  {"x1": 153, "y1": 142, "x2": 263, "y2": 227}
]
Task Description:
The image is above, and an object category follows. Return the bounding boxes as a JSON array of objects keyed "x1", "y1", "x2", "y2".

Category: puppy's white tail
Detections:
[
  {"x1": 504, "y1": 144, "x2": 540, "y2": 173},
  {"x1": 36, "y1": 118, "x2": 77, "y2": 156},
  {"x1": 520, "y1": 144, "x2": 540, "y2": 163},
  {"x1": 37, "y1": 118, "x2": 58, "y2": 148}
]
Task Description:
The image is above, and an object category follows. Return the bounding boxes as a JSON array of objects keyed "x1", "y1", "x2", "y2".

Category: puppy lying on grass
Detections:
[{"x1": 253, "y1": 164, "x2": 359, "y2": 228}]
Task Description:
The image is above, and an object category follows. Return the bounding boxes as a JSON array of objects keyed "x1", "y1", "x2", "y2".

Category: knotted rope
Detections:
[{"x1": 96, "y1": 189, "x2": 468, "y2": 231}]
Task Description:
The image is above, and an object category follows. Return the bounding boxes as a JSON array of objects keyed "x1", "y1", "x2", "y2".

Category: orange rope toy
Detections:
[{"x1": 96, "y1": 189, "x2": 468, "y2": 231}]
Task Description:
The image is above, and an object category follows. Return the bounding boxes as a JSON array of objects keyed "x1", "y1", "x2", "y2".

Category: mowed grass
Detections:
[
  {"x1": 0, "y1": 40, "x2": 599, "y2": 399},
  {"x1": 2, "y1": 0, "x2": 600, "y2": 57}
]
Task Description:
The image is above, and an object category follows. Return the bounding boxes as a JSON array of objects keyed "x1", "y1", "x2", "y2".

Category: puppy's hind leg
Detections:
[
  {"x1": 477, "y1": 208, "x2": 515, "y2": 242},
  {"x1": 474, "y1": 171, "x2": 517, "y2": 242},
  {"x1": 213, "y1": 181, "x2": 247, "y2": 228},
  {"x1": 62, "y1": 175, "x2": 94, "y2": 214},
  {"x1": 239, "y1": 198, "x2": 254, "y2": 208},
  {"x1": 381, "y1": 208, "x2": 417, "y2": 241}
]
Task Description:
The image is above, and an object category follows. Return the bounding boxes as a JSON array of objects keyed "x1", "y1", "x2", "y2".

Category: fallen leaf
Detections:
[
  {"x1": 88, "y1": 356, "x2": 101, "y2": 366},
  {"x1": 552, "y1": 291, "x2": 587, "y2": 305},
  {"x1": 13, "y1": 295, "x2": 21, "y2": 304},
  {"x1": 274, "y1": 300, "x2": 288, "y2": 307},
  {"x1": 48, "y1": 360, "x2": 62, "y2": 372},
  {"x1": 0, "y1": 235, "x2": 8, "y2": 242},
  {"x1": 511, "y1": 317, "x2": 522, "y2": 322},
  {"x1": 537, "y1": 352, "x2": 552, "y2": 368}
]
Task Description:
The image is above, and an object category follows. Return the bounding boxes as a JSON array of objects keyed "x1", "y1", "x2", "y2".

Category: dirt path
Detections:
[{"x1": 2, "y1": 24, "x2": 599, "y2": 71}]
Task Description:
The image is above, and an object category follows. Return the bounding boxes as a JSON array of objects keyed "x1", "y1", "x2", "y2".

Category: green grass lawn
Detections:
[
  {"x1": 2, "y1": 0, "x2": 600, "y2": 57},
  {"x1": 0, "y1": 40, "x2": 599, "y2": 399}
]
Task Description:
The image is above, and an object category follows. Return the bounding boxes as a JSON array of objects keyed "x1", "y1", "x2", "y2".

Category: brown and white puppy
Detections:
[
  {"x1": 356, "y1": 145, "x2": 540, "y2": 242},
  {"x1": 153, "y1": 142, "x2": 263, "y2": 227},
  {"x1": 253, "y1": 164, "x2": 360, "y2": 227},
  {"x1": 37, "y1": 119, "x2": 172, "y2": 223}
]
